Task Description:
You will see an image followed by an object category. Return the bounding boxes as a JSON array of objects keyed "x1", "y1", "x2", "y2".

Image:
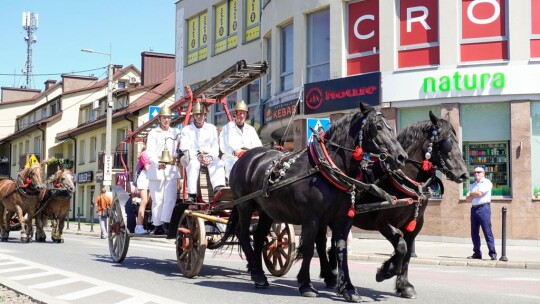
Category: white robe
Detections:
[{"x1": 219, "y1": 120, "x2": 262, "y2": 179}]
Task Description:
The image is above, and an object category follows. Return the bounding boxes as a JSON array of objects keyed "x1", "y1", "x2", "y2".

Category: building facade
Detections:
[{"x1": 176, "y1": 0, "x2": 540, "y2": 240}]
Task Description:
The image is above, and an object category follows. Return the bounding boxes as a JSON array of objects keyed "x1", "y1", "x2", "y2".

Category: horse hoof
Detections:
[
  {"x1": 21, "y1": 237, "x2": 30, "y2": 243},
  {"x1": 251, "y1": 272, "x2": 268, "y2": 288},
  {"x1": 1, "y1": 238, "x2": 8, "y2": 242},
  {"x1": 254, "y1": 281, "x2": 269, "y2": 289},
  {"x1": 299, "y1": 283, "x2": 318, "y2": 297},
  {"x1": 342, "y1": 289, "x2": 362, "y2": 303},
  {"x1": 376, "y1": 267, "x2": 385, "y2": 282},
  {"x1": 398, "y1": 287, "x2": 417, "y2": 299},
  {"x1": 58, "y1": 239, "x2": 64, "y2": 243},
  {"x1": 36, "y1": 238, "x2": 46, "y2": 242}
]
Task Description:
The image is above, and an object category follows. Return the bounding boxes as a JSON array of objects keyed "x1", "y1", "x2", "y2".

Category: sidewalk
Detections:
[{"x1": 54, "y1": 221, "x2": 540, "y2": 270}]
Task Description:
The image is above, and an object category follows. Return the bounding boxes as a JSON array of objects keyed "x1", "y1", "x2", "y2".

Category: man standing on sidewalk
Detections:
[
  {"x1": 466, "y1": 166, "x2": 497, "y2": 260},
  {"x1": 95, "y1": 187, "x2": 112, "y2": 239}
]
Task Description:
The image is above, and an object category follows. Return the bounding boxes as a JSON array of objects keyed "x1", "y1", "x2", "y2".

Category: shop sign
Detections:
[
  {"x1": 77, "y1": 171, "x2": 93, "y2": 183},
  {"x1": 422, "y1": 71, "x2": 505, "y2": 93},
  {"x1": 264, "y1": 99, "x2": 298, "y2": 123},
  {"x1": 304, "y1": 72, "x2": 380, "y2": 115}
]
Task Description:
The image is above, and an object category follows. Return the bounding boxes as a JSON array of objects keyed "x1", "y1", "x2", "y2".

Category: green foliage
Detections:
[{"x1": 45, "y1": 157, "x2": 74, "y2": 168}]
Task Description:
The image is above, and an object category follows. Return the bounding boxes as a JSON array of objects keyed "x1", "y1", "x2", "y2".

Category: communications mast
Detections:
[{"x1": 22, "y1": 12, "x2": 38, "y2": 89}]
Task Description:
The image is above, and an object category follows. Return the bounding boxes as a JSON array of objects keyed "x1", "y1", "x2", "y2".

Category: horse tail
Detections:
[{"x1": 218, "y1": 205, "x2": 239, "y2": 249}]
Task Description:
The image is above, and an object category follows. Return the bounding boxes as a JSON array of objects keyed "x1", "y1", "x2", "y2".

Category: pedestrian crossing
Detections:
[{"x1": 0, "y1": 253, "x2": 186, "y2": 304}]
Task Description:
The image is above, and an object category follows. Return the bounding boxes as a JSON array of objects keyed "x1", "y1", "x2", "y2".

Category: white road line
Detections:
[
  {"x1": 496, "y1": 277, "x2": 540, "y2": 281},
  {"x1": 505, "y1": 294, "x2": 540, "y2": 300},
  {"x1": 113, "y1": 296, "x2": 150, "y2": 304},
  {"x1": 9, "y1": 271, "x2": 55, "y2": 281},
  {"x1": 0, "y1": 261, "x2": 19, "y2": 266},
  {"x1": 0, "y1": 265, "x2": 35, "y2": 273},
  {"x1": 29, "y1": 277, "x2": 80, "y2": 289},
  {"x1": 57, "y1": 285, "x2": 110, "y2": 300}
]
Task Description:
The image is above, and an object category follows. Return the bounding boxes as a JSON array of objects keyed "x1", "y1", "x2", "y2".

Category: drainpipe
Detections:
[
  {"x1": 124, "y1": 114, "x2": 134, "y2": 171},
  {"x1": 68, "y1": 135, "x2": 77, "y2": 219}
]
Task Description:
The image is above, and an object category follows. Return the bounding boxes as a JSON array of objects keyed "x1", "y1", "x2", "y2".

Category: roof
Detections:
[
  {"x1": 0, "y1": 112, "x2": 62, "y2": 144},
  {"x1": 56, "y1": 72, "x2": 175, "y2": 140},
  {"x1": 62, "y1": 65, "x2": 141, "y2": 96}
]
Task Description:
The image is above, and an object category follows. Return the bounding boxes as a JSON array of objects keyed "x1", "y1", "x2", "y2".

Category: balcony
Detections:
[{"x1": 98, "y1": 150, "x2": 127, "y2": 170}]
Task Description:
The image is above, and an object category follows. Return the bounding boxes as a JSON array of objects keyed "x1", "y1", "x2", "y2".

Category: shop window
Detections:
[
  {"x1": 307, "y1": 9, "x2": 330, "y2": 83},
  {"x1": 531, "y1": 102, "x2": 540, "y2": 198},
  {"x1": 280, "y1": 23, "x2": 294, "y2": 92},
  {"x1": 461, "y1": 103, "x2": 511, "y2": 197}
]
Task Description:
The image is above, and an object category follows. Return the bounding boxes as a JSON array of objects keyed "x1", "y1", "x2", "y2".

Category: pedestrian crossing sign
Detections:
[
  {"x1": 307, "y1": 118, "x2": 331, "y2": 145},
  {"x1": 25, "y1": 154, "x2": 40, "y2": 168}
]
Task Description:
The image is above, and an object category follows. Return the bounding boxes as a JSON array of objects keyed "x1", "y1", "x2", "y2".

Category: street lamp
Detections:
[{"x1": 81, "y1": 45, "x2": 113, "y2": 189}]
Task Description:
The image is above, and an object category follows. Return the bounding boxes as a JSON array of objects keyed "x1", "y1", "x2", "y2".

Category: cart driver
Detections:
[
  {"x1": 180, "y1": 102, "x2": 226, "y2": 202},
  {"x1": 146, "y1": 106, "x2": 181, "y2": 235},
  {"x1": 219, "y1": 100, "x2": 262, "y2": 180}
]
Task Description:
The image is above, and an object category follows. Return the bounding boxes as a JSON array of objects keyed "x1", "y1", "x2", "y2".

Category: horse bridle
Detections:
[
  {"x1": 407, "y1": 125, "x2": 452, "y2": 174},
  {"x1": 16, "y1": 170, "x2": 42, "y2": 197}
]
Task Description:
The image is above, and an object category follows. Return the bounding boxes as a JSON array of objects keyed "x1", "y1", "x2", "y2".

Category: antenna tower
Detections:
[{"x1": 22, "y1": 12, "x2": 38, "y2": 89}]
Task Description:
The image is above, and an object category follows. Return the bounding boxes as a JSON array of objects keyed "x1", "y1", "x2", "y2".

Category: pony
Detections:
[
  {"x1": 0, "y1": 164, "x2": 46, "y2": 242},
  {"x1": 35, "y1": 168, "x2": 75, "y2": 243},
  {"x1": 220, "y1": 103, "x2": 408, "y2": 302},
  {"x1": 318, "y1": 111, "x2": 469, "y2": 299}
]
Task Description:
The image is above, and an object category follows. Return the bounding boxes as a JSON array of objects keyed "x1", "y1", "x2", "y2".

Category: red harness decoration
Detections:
[
  {"x1": 23, "y1": 177, "x2": 32, "y2": 188},
  {"x1": 352, "y1": 146, "x2": 363, "y2": 160}
]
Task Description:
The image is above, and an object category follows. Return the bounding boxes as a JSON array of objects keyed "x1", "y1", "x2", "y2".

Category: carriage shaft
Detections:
[{"x1": 183, "y1": 210, "x2": 228, "y2": 224}]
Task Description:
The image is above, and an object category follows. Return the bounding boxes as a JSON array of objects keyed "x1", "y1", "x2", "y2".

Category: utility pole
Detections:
[
  {"x1": 22, "y1": 12, "x2": 38, "y2": 89},
  {"x1": 81, "y1": 45, "x2": 113, "y2": 190}
]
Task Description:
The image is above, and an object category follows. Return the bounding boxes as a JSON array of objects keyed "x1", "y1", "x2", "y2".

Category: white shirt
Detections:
[
  {"x1": 180, "y1": 121, "x2": 220, "y2": 161},
  {"x1": 145, "y1": 126, "x2": 181, "y2": 180},
  {"x1": 219, "y1": 120, "x2": 262, "y2": 157},
  {"x1": 469, "y1": 177, "x2": 492, "y2": 206}
]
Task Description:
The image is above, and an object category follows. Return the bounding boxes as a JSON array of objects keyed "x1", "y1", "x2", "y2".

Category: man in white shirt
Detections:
[
  {"x1": 219, "y1": 100, "x2": 263, "y2": 180},
  {"x1": 180, "y1": 102, "x2": 226, "y2": 201},
  {"x1": 466, "y1": 166, "x2": 497, "y2": 260},
  {"x1": 146, "y1": 106, "x2": 180, "y2": 235}
]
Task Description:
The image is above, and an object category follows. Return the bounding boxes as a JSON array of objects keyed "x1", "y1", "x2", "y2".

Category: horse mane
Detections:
[
  {"x1": 397, "y1": 117, "x2": 455, "y2": 156},
  {"x1": 21, "y1": 164, "x2": 43, "y2": 180},
  {"x1": 324, "y1": 112, "x2": 357, "y2": 148}
]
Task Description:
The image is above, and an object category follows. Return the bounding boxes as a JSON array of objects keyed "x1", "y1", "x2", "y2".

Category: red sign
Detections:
[
  {"x1": 461, "y1": 0, "x2": 508, "y2": 62},
  {"x1": 347, "y1": 0, "x2": 379, "y2": 75},
  {"x1": 532, "y1": 0, "x2": 540, "y2": 58}
]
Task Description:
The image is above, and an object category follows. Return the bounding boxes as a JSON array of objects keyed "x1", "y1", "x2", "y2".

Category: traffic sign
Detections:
[
  {"x1": 103, "y1": 155, "x2": 113, "y2": 181},
  {"x1": 307, "y1": 118, "x2": 331, "y2": 145},
  {"x1": 149, "y1": 106, "x2": 160, "y2": 120},
  {"x1": 25, "y1": 154, "x2": 40, "y2": 168}
]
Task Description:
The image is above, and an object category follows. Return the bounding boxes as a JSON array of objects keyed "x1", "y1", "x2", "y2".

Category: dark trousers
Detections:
[{"x1": 470, "y1": 203, "x2": 496, "y2": 257}]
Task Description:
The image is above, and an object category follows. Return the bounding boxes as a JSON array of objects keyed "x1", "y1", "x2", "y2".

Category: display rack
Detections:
[{"x1": 463, "y1": 141, "x2": 511, "y2": 196}]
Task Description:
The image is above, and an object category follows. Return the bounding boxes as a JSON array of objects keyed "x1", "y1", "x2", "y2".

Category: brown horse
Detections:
[
  {"x1": 0, "y1": 164, "x2": 46, "y2": 242},
  {"x1": 35, "y1": 169, "x2": 75, "y2": 243}
]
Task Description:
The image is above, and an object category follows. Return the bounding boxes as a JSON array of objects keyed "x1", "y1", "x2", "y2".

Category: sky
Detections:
[{"x1": 0, "y1": 1, "x2": 176, "y2": 92}]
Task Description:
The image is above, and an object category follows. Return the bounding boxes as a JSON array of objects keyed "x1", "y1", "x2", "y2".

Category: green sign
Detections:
[{"x1": 423, "y1": 72, "x2": 505, "y2": 93}]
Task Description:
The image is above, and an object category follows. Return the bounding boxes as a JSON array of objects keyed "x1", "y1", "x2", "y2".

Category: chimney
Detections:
[
  {"x1": 141, "y1": 52, "x2": 175, "y2": 86},
  {"x1": 113, "y1": 64, "x2": 123, "y2": 74},
  {"x1": 44, "y1": 80, "x2": 57, "y2": 90}
]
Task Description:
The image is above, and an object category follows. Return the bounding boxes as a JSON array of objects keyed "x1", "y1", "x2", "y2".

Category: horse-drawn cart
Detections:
[{"x1": 108, "y1": 60, "x2": 296, "y2": 278}]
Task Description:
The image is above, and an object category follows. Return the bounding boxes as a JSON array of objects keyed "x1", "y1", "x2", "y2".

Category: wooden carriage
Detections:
[{"x1": 108, "y1": 60, "x2": 296, "y2": 278}]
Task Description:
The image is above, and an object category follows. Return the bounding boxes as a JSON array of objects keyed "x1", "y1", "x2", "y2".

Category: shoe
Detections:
[
  {"x1": 163, "y1": 222, "x2": 170, "y2": 235},
  {"x1": 185, "y1": 194, "x2": 197, "y2": 203},
  {"x1": 213, "y1": 185, "x2": 225, "y2": 194},
  {"x1": 100, "y1": 234, "x2": 105, "y2": 239},
  {"x1": 134, "y1": 225, "x2": 146, "y2": 235},
  {"x1": 151, "y1": 225, "x2": 165, "y2": 236},
  {"x1": 490, "y1": 254, "x2": 497, "y2": 260},
  {"x1": 467, "y1": 255, "x2": 482, "y2": 259}
]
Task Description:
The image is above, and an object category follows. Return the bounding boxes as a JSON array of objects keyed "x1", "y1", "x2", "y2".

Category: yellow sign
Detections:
[
  {"x1": 245, "y1": 0, "x2": 260, "y2": 42},
  {"x1": 199, "y1": 12, "x2": 208, "y2": 60},
  {"x1": 229, "y1": 0, "x2": 238, "y2": 35},
  {"x1": 25, "y1": 154, "x2": 39, "y2": 168},
  {"x1": 215, "y1": 3, "x2": 228, "y2": 41},
  {"x1": 188, "y1": 16, "x2": 199, "y2": 52}
]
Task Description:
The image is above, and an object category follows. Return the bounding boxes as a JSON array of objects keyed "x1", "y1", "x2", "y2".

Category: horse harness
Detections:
[
  {"x1": 0, "y1": 173, "x2": 42, "y2": 202},
  {"x1": 35, "y1": 185, "x2": 73, "y2": 216}
]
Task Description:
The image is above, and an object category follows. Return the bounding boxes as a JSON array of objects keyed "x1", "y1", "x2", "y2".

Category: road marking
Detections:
[
  {"x1": 497, "y1": 277, "x2": 540, "y2": 281},
  {"x1": 0, "y1": 265, "x2": 35, "y2": 273},
  {"x1": 30, "y1": 277, "x2": 80, "y2": 289},
  {"x1": 115, "y1": 296, "x2": 150, "y2": 304},
  {"x1": 57, "y1": 285, "x2": 110, "y2": 300},
  {"x1": 505, "y1": 294, "x2": 540, "y2": 300},
  {"x1": 9, "y1": 271, "x2": 56, "y2": 281}
]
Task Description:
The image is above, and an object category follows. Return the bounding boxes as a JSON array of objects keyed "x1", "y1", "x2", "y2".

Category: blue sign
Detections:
[
  {"x1": 307, "y1": 118, "x2": 331, "y2": 145},
  {"x1": 149, "y1": 106, "x2": 161, "y2": 120}
]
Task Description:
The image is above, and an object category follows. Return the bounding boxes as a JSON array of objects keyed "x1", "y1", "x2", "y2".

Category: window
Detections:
[
  {"x1": 460, "y1": 0, "x2": 508, "y2": 62},
  {"x1": 280, "y1": 23, "x2": 294, "y2": 92},
  {"x1": 41, "y1": 107, "x2": 48, "y2": 119},
  {"x1": 245, "y1": 0, "x2": 261, "y2": 43},
  {"x1": 79, "y1": 140, "x2": 86, "y2": 164},
  {"x1": 101, "y1": 133, "x2": 106, "y2": 152},
  {"x1": 33, "y1": 136, "x2": 41, "y2": 155},
  {"x1": 90, "y1": 137, "x2": 97, "y2": 162},
  {"x1": 24, "y1": 140, "x2": 29, "y2": 154},
  {"x1": 307, "y1": 9, "x2": 330, "y2": 83},
  {"x1": 117, "y1": 81, "x2": 126, "y2": 89},
  {"x1": 12, "y1": 145, "x2": 17, "y2": 166},
  {"x1": 214, "y1": 91, "x2": 237, "y2": 128},
  {"x1": 398, "y1": 0, "x2": 440, "y2": 68},
  {"x1": 532, "y1": 102, "x2": 540, "y2": 197},
  {"x1": 264, "y1": 35, "x2": 272, "y2": 99},
  {"x1": 187, "y1": 11, "x2": 209, "y2": 65},
  {"x1": 214, "y1": 0, "x2": 238, "y2": 55},
  {"x1": 67, "y1": 142, "x2": 74, "y2": 160}
]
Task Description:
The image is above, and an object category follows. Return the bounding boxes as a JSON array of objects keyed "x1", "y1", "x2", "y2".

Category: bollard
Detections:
[
  {"x1": 410, "y1": 239, "x2": 417, "y2": 257},
  {"x1": 77, "y1": 207, "x2": 81, "y2": 231},
  {"x1": 500, "y1": 207, "x2": 508, "y2": 261},
  {"x1": 90, "y1": 202, "x2": 94, "y2": 232}
]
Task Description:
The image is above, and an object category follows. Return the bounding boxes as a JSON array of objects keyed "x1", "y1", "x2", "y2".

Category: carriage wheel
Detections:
[
  {"x1": 176, "y1": 213, "x2": 206, "y2": 278},
  {"x1": 206, "y1": 221, "x2": 227, "y2": 250},
  {"x1": 263, "y1": 223, "x2": 296, "y2": 277},
  {"x1": 108, "y1": 196, "x2": 130, "y2": 263}
]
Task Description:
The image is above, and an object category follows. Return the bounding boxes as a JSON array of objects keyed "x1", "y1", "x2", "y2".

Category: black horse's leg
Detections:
[
  {"x1": 252, "y1": 211, "x2": 273, "y2": 286},
  {"x1": 376, "y1": 224, "x2": 407, "y2": 282},
  {"x1": 236, "y1": 202, "x2": 268, "y2": 288},
  {"x1": 297, "y1": 219, "x2": 319, "y2": 297},
  {"x1": 333, "y1": 220, "x2": 361, "y2": 303},
  {"x1": 395, "y1": 220, "x2": 423, "y2": 299},
  {"x1": 35, "y1": 212, "x2": 47, "y2": 242},
  {"x1": 316, "y1": 224, "x2": 337, "y2": 288},
  {"x1": 57, "y1": 216, "x2": 65, "y2": 243},
  {"x1": 0, "y1": 206, "x2": 7, "y2": 241}
]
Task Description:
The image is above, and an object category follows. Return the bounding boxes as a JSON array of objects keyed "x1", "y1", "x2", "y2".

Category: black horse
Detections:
[
  {"x1": 317, "y1": 111, "x2": 469, "y2": 299},
  {"x1": 220, "y1": 103, "x2": 408, "y2": 302}
]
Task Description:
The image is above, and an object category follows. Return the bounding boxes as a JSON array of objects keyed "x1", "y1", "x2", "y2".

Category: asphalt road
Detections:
[{"x1": 1, "y1": 234, "x2": 539, "y2": 304}]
